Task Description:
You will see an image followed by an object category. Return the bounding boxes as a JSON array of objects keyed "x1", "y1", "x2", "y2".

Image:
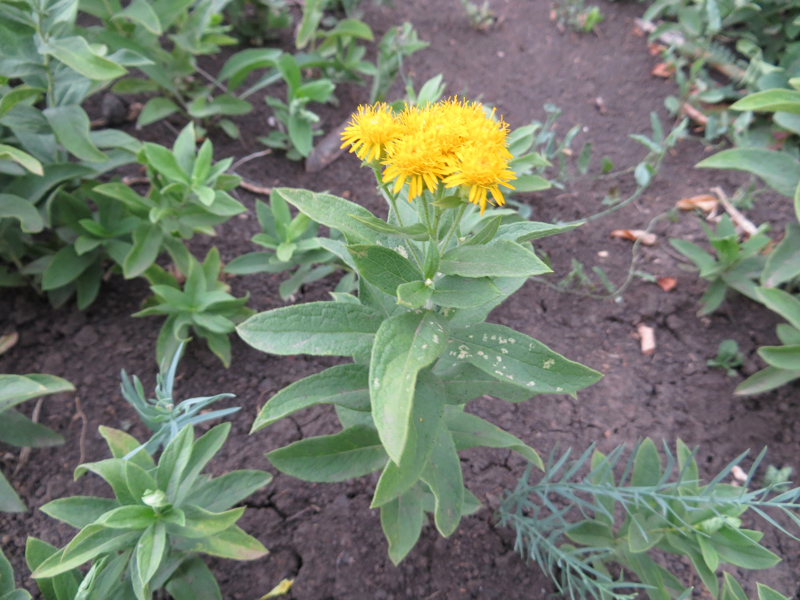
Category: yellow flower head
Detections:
[
  {"x1": 443, "y1": 141, "x2": 516, "y2": 215},
  {"x1": 382, "y1": 128, "x2": 447, "y2": 201},
  {"x1": 340, "y1": 103, "x2": 402, "y2": 162}
]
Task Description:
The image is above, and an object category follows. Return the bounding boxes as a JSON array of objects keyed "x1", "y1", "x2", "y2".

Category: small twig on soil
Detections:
[
  {"x1": 680, "y1": 102, "x2": 708, "y2": 128},
  {"x1": 122, "y1": 176, "x2": 150, "y2": 186},
  {"x1": 75, "y1": 397, "x2": 88, "y2": 466},
  {"x1": 712, "y1": 186, "x2": 758, "y2": 237},
  {"x1": 285, "y1": 504, "x2": 321, "y2": 523},
  {"x1": 231, "y1": 149, "x2": 272, "y2": 172},
  {"x1": 637, "y1": 323, "x2": 656, "y2": 356},
  {"x1": 239, "y1": 180, "x2": 273, "y2": 195},
  {"x1": 13, "y1": 397, "x2": 43, "y2": 476}
]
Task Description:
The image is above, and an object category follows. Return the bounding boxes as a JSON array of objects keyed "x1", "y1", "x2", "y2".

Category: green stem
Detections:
[{"x1": 440, "y1": 204, "x2": 466, "y2": 252}]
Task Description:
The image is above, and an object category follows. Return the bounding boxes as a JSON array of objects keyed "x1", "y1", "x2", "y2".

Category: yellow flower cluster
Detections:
[{"x1": 340, "y1": 99, "x2": 516, "y2": 214}]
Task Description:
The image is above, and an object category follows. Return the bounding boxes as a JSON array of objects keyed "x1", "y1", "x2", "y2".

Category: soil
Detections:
[{"x1": 2, "y1": 0, "x2": 800, "y2": 599}]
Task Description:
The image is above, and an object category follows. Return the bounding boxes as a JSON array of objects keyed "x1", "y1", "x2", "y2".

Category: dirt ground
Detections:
[{"x1": 2, "y1": 0, "x2": 800, "y2": 598}]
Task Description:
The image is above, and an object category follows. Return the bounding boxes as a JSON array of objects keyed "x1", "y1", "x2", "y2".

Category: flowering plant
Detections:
[{"x1": 237, "y1": 99, "x2": 602, "y2": 563}]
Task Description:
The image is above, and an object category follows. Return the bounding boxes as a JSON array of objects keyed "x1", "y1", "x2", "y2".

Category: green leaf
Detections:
[
  {"x1": 0, "y1": 374, "x2": 73, "y2": 411},
  {"x1": 271, "y1": 188, "x2": 377, "y2": 244},
  {"x1": 430, "y1": 276, "x2": 501, "y2": 309},
  {"x1": 736, "y1": 366, "x2": 800, "y2": 395},
  {"x1": 756, "y1": 287, "x2": 800, "y2": 331},
  {"x1": 697, "y1": 533, "x2": 719, "y2": 571},
  {"x1": 757, "y1": 583, "x2": 790, "y2": 600},
  {"x1": 0, "y1": 409, "x2": 63, "y2": 447},
  {"x1": 41, "y1": 36, "x2": 127, "y2": 81},
  {"x1": 762, "y1": 223, "x2": 800, "y2": 287},
  {"x1": 372, "y1": 371, "x2": 445, "y2": 506},
  {"x1": 97, "y1": 505, "x2": 158, "y2": 529},
  {"x1": 370, "y1": 311, "x2": 449, "y2": 463},
  {"x1": 380, "y1": 485, "x2": 424, "y2": 565},
  {"x1": 628, "y1": 512, "x2": 664, "y2": 553},
  {"x1": 123, "y1": 223, "x2": 163, "y2": 278},
  {"x1": 112, "y1": 0, "x2": 162, "y2": 33},
  {"x1": 40, "y1": 496, "x2": 119, "y2": 529},
  {"x1": 420, "y1": 426, "x2": 462, "y2": 537},
  {"x1": 157, "y1": 425, "x2": 193, "y2": 501},
  {"x1": 170, "y1": 505, "x2": 245, "y2": 539},
  {"x1": 439, "y1": 240, "x2": 551, "y2": 278},
  {"x1": 32, "y1": 526, "x2": 139, "y2": 578},
  {"x1": 44, "y1": 105, "x2": 108, "y2": 163},
  {"x1": 173, "y1": 525, "x2": 267, "y2": 561},
  {"x1": 0, "y1": 471, "x2": 25, "y2": 513},
  {"x1": 0, "y1": 145, "x2": 42, "y2": 175},
  {"x1": 632, "y1": 438, "x2": 662, "y2": 487},
  {"x1": 143, "y1": 143, "x2": 189, "y2": 183},
  {"x1": 41, "y1": 246, "x2": 96, "y2": 290},
  {"x1": 511, "y1": 174, "x2": 551, "y2": 193},
  {"x1": 237, "y1": 302, "x2": 382, "y2": 357},
  {"x1": 164, "y1": 556, "x2": 222, "y2": 600},
  {"x1": 98, "y1": 426, "x2": 155, "y2": 470},
  {"x1": 0, "y1": 194, "x2": 42, "y2": 233},
  {"x1": 565, "y1": 520, "x2": 614, "y2": 547},
  {"x1": 348, "y1": 244, "x2": 423, "y2": 296},
  {"x1": 184, "y1": 470, "x2": 272, "y2": 513},
  {"x1": 25, "y1": 537, "x2": 77, "y2": 600},
  {"x1": 266, "y1": 425, "x2": 387, "y2": 482},
  {"x1": 759, "y1": 345, "x2": 800, "y2": 370},
  {"x1": 697, "y1": 149, "x2": 800, "y2": 198},
  {"x1": 137, "y1": 98, "x2": 180, "y2": 127},
  {"x1": 720, "y1": 573, "x2": 748, "y2": 600},
  {"x1": 443, "y1": 408, "x2": 543, "y2": 469},
  {"x1": 446, "y1": 324, "x2": 602, "y2": 394},
  {"x1": 731, "y1": 89, "x2": 800, "y2": 114},
  {"x1": 396, "y1": 281, "x2": 432, "y2": 308},
  {"x1": 435, "y1": 361, "x2": 533, "y2": 403},
  {"x1": 252, "y1": 364, "x2": 370, "y2": 431},
  {"x1": 711, "y1": 527, "x2": 780, "y2": 569},
  {"x1": 136, "y1": 522, "x2": 166, "y2": 590},
  {"x1": 348, "y1": 214, "x2": 429, "y2": 241},
  {"x1": 0, "y1": 87, "x2": 44, "y2": 119}
]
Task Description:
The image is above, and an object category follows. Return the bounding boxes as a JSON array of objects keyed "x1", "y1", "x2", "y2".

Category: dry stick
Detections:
[
  {"x1": 712, "y1": 186, "x2": 759, "y2": 236},
  {"x1": 231, "y1": 148, "x2": 272, "y2": 172},
  {"x1": 75, "y1": 397, "x2": 88, "y2": 466},
  {"x1": 239, "y1": 180, "x2": 273, "y2": 195},
  {"x1": 13, "y1": 397, "x2": 43, "y2": 476}
]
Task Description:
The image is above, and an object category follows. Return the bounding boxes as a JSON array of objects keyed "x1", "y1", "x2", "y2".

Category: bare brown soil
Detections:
[{"x1": 2, "y1": 1, "x2": 800, "y2": 598}]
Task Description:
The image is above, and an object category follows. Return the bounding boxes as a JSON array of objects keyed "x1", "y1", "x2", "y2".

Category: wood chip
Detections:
[
  {"x1": 712, "y1": 186, "x2": 758, "y2": 237},
  {"x1": 677, "y1": 194, "x2": 718, "y2": 212},
  {"x1": 610, "y1": 229, "x2": 657, "y2": 245},
  {"x1": 637, "y1": 323, "x2": 656, "y2": 355},
  {"x1": 656, "y1": 277, "x2": 677, "y2": 292},
  {"x1": 731, "y1": 465, "x2": 747, "y2": 482},
  {"x1": 680, "y1": 102, "x2": 708, "y2": 127},
  {"x1": 651, "y1": 63, "x2": 675, "y2": 78}
]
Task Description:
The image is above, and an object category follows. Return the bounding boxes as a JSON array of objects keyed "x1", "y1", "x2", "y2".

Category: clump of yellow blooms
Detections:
[{"x1": 340, "y1": 99, "x2": 516, "y2": 214}]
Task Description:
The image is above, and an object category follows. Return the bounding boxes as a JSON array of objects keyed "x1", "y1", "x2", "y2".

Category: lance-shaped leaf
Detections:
[
  {"x1": 445, "y1": 323, "x2": 602, "y2": 394},
  {"x1": 494, "y1": 221, "x2": 580, "y2": 243},
  {"x1": 44, "y1": 106, "x2": 108, "y2": 163},
  {"x1": 252, "y1": 364, "x2": 370, "y2": 431},
  {"x1": 32, "y1": 525, "x2": 139, "y2": 578},
  {"x1": 434, "y1": 362, "x2": 533, "y2": 404},
  {"x1": 348, "y1": 244, "x2": 423, "y2": 296},
  {"x1": 370, "y1": 311, "x2": 449, "y2": 463},
  {"x1": 267, "y1": 425, "x2": 388, "y2": 482},
  {"x1": 697, "y1": 149, "x2": 800, "y2": 198},
  {"x1": 420, "y1": 426, "x2": 463, "y2": 537},
  {"x1": 173, "y1": 525, "x2": 267, "y2": 561},
  {"x1": 164, "y1": 556, "x2": 222, "y2": 600},
  {"x1": 758, "y1": 345, "x2": 800, "y2": 370},
  {"x1": 41, "y1": 496, "x2": 120, "y2": 529},
  {"x1": 0, "y1": 193, "x2": 43, "y2": 232},
  {"x1": 443, "y1": 408, "x2": 543, "y2": 470},
  {"x1": 439, "y1": 240, "x2": 551, "y2": 278},
  {"x1": 430, "y1": 276, "x2": 501, "y2": 309},
  {"x1": 380, "y1": 485, "x2": 424, "y2": 565},
  {"x1": 237, "y1": 302, "x2": 382, "y2": 357},
  {"x1": 0, "y1": 373, "x2": 73, "y2": 412},
  {"x1": 349, "y1": 214, "x2": 429, "y2": 241},
  {"x1": 271, "y1": 188, "x2": 377, "y2": 243},
  {"x1": 372, "y1": 372, "x2": 445, "y2": 507}
]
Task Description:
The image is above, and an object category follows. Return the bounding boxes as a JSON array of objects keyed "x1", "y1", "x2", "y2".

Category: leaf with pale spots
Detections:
[
  {"x1": 348, "y1": 244, "x2": 422, "y2": 297},
  {"x1": 445, "y1": 324, "x2": 602, "y2": 394},
  {"x1": 440, "y1": 240, "x2": 551, "y2": 278},
  {"x1": 370, "y1": 310, "x2": 449, "y2": 463}
]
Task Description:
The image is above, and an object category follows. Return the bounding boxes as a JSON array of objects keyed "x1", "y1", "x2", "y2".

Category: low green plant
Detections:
[
  {"x1": 28, "y1": 423, "x2": 270, "y2": 600},
  {"x1": 670, "y1": 215, "x2": 770, "y2": 315},
  {"x1": 224, "y1": 0, "x2": 291, "y2": 46},
  {"x1": 236, "y1": 99, "x2": 602, "y2": 564},
  {"x1": 224, "y1": 196, "x2": 355, "y2": 300},
  {"x1": 499, "y1": 438, "x2": 798, "y2": 600},
  {"x1": 707, "y1": 339, "x2": 743, "y2": 377},
  {"x1": 134, "y1": 247, "x2": 252, "y2": 368},
  {"x1": 94, "y1": 122, "x2": 245, "y2": 280},
  {"x1": 368, "y1": 22, "x2": 428, "y2": 104},
  {"x1": 553, "y1": 0, "x2": 604, "y2": 33},
  {"x1": 460, "y1": 0, "x2": 495, "y2": 31},
  {"x1": 120, "y1": 343, "x2": 240, "y2": 455},
  {"x1": 259, "y1": 53, "x2": 335, "y2": 159},
  {"x1": 0, "y1": 373, "x2": 74, "y2": 512}
]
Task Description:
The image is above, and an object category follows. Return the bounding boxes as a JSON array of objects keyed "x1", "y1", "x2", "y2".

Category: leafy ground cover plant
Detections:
[
  {"x1": 135, "y1": 247, "x2": 252, "y2": 368},
  {"x1": 707, "y1": 339, "x2": 743, "y2": 377},
  {"x1": 224, "y1": 196, "x2": 355, "y2": 300},
  {"x1": 236, "y1": 99, "x2": 602, "y2": 563},
  {"x1": 0, "y1": 373, "x2": 74, "y2": 512},
  {"x1": 499, "y1": 438, "x2": 800, "y2": 600},
  {"x1": 27, "y1": 422, "x2": 270, "y2": 600},
  {"x1": 669, "y1": 215, "x2": 770, "y2": 315}
]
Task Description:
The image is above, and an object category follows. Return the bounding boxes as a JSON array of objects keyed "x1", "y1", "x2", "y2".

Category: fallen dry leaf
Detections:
[
  {"x1": 677, "y1": 194, "x2": 718, "y2": 212},
  {"x1": 648, "y1": 42, "x2": 666, "y2": 56},
  {"x1": 610, "y1": 229, "x2": 657, "y2": 245},
  {"x1": 657, "y1": 277, "x2": 677, "y2": 292},
  {"x1": 637, "y1": 323, "x2": 656, "y2": 356},
  {"x1": 0, "y1": 332, "x2": 18, "y2": 356},
  {"x1": 680, "y1": 103, "x2": 708, "y2": 127},
  {"x1": 651, "y1": 63, "x2": 675, "y2": 78}
]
